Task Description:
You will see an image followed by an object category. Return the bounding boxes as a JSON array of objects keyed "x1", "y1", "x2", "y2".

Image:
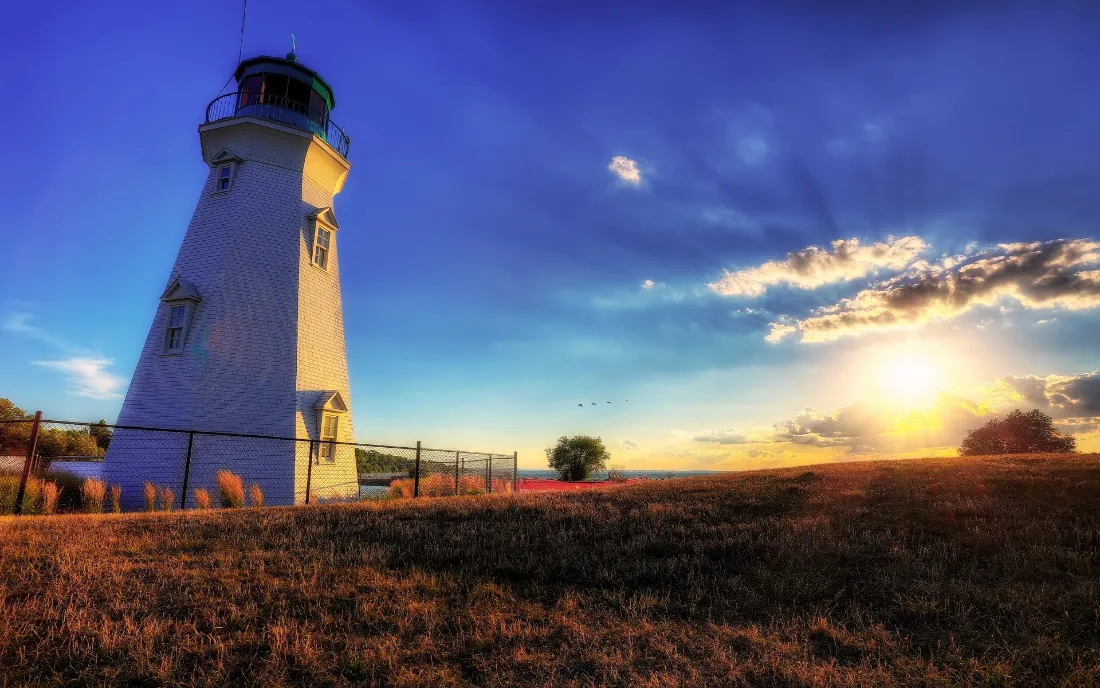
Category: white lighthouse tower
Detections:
[{"x1": 105, "y1": 50, "x2": 359, "y2": 507}]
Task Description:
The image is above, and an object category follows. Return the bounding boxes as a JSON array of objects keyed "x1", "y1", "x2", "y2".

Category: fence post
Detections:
[
  {"x1": 454, "y1": 451, "x2": 460, "y2": 495},
  {"x1": 486, "y1": 455, "x2": 492, "y2": 493},
  {"x1": 305, "y1": 439, "x2": 315, "y2": 504},
  {"x1": 180, "y1": 431, "x2": 194, "y2": 510},
  {"x1": 513, "y1": 451, "x2": 519, "y2": 493},
  {"x1": 413, "y1": 441, "x2": 421, "y2": 498},
  {"x1": 13, "y1": 411, "x2": 43, "y2": 516}
]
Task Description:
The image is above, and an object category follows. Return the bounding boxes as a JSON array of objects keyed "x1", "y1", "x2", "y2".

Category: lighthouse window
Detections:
[
  {"x1": 163, "y1": 304, "x2": 188, "y2": 354},
  {"x1": 319, "y1": 413, "x2": 338, "y2": 461},
  {"x1": 216, "y1": 165, "x2": 234, "y2": 192},
  {"x1": 309, "y1": 90, "x2": 328, "y2": 125},
  {"x1": 313, "y1": 225, "x2": 332, "y2": 270},
  {"x1": 287, "y1": 78, "x2": 311, "y2": 113}
]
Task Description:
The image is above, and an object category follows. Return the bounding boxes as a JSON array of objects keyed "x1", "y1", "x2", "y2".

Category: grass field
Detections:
[{"x1": 1, "y1": 453, "x2": 1098, "y2": 686}]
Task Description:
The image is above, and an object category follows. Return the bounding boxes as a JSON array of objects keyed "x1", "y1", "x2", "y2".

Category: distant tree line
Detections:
[
  {"x1": 0, "y1": 398, "x2": 111, "y2": 466},
  {"x1": 355, "y1": 448, "x2": 415, "y2": 475}
]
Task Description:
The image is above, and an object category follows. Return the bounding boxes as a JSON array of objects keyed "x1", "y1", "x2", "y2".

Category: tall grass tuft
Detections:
[
  {"x1": 159, "y1": 486, "x2": 175, "y2": 512},
  {"x1": 194, "y1": 487, "x2": 212, "y2": 510},
  {"x1": 142, "y1": 481, "x2": 157, "y2": 512},
  {"x1": 40, "y1": 481, "x2": 60, "y2": 515},
  {"x1": 248, "y1": 484, "x2": 264, "y2": 508},
  {"x1": 81, "y1": 478, "x2": 106, "y2": 514},
  {"x1": 216, "y1": 470, "x2": 245, "y2": 508},
  {"x1": 109, "y1": 484, "x2": 122, "y2": 513}
]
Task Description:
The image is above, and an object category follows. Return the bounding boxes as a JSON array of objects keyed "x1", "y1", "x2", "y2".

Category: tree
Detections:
[
  {"x1": 959, "y1": 409, "x2": 1076, "y2": 456},
  {"x1": 545, "y1": 435, "x2": 610, "y2": 481},
  {"x1": 0, "y1": 398, "x2": 31, "y2": 457},
  {"x1": 89, "y1": 420, "x2": 112, "y2": 452}
]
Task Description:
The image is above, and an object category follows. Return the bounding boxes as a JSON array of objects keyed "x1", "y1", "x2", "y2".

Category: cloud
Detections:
[
  {"x1": 735, "y1": 135, "x2": 769, "y2": 165},
  {"x1": 696, "y1": 396, "x2": 993, "y2": 455},
  {"x1": 770, "y1": 238, "x2": 1100, "y2": 343},
  {"x1": 991, "y1": 371, "x2": 1100, "y2": 419},
  {"x1": 2, "y1": 312, "x2": 79, "y2": 351},
  {"x1": 692, "y1": 367, "x2": 1100, "y2": 458},
  {"x1": 641, "y1": 279, "x2": 656, "y2": 290},
  {"x1": 608, "y1": 155, "x2": 641, "y2": 185},
  {"x1": 620, "y1": 439, "x2": 638, "y2": 450},
  {"x1": 863, "y1": 121, "x2": 885, "y2": 142},
  {"x1": 773, "y1": 397, "x2": 992, "y2": 453},
  {"x1": 33, "y1": 358, "x2": 126, "y2": 400},
  {"x1": 692, "y1": 430, "x2": 754, "y2": 444},
  {"x1": 765, "y1": 322, "x2": 798, "y2": 343},
  {"x1": 710, "y1": 236, "x2": 926, "y2": 297}
]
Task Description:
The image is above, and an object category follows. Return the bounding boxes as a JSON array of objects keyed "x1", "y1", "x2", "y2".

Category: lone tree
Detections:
[
  {"x1": 959, "y1": 409, "x2": 1076, "y2": 456},
  {"x1": 546, "y1": 435, "x2": 610, "y2": 481}
]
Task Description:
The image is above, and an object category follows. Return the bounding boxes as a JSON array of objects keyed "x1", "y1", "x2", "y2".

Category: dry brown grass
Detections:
[
  {"x1": 143, "y1": 480, "x2": 156, "y2": 512},
  {"x1": 390, "y1": 473, "x2": 513, "y2": 498},
  {"x1": 39, "y1": 481, "x2": 59, "y2": 515},
  {"x1": 217, "y1": 469, "x2": 245, "y2": 508},
  {"x1": 194, "y1": 487, "x2": 212, "y2": 510},
  {"x1": 79, "y1": 478, "x2": 105, "y2": 514},
  {"x1": 159, "y1": 486, "x2": 176, "y2": 513},
  {"x1": 1, "y1": 453, "x2": 1098, "y2": 686},
  {"x1": 109, "y1": 484, "x2": 121, "y2": 514},
  {"x1": 249, "y1": 483, "x2": 264, "y2": 508}
]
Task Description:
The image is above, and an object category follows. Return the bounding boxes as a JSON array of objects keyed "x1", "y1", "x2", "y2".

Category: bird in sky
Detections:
[{"x1": 577, "y1": 403, "x2": 583, "y2": 407}]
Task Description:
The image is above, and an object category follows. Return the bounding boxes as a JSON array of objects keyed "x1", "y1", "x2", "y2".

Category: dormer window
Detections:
[
  {"x1": 209, "y1": 149, "x2": 243, "y2": 195},
  {"x1": 319, "y1": 413, "x2": 339, "y2": 461},
  {"x1": 217, "y1": 165, "x2": 234, "y2": 192},
  {"x1": 313, "y1": 225, "x2": 331, "y2": 269},
  {"x1": 165, "y1": 304, "x2": 188, "y2": 352},
  {"x1": 313, "y1": 391, "x2": 348, "y2": 464},
  {"x1": 159, "y1": 278, "x2": 201, "y2": 356},
  {"x1": 308, "y1": 207, "x2": 340, "y2": 272}
]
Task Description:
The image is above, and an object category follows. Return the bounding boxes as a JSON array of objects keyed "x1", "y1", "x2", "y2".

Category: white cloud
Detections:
[
  {"x1": 769, "y1": 238, "x2": 1100, "y2": 343},
  {"x1": 863, "y1": 121, "x2": 885, "y2": 142},
  {"x1": 608, "y1": 156, "x2": 641, "y2": 185},
  {"x1": 736, "y1": 135, "x2": 769, "y2": 165},
  {"x1": 620, "y1": 439, "x2": 639, "y2": 450},
  {"x1": 33, "y1": 358, "x2": 125, "y2": 400},
  {"x1": 2, "y1": 312, "x2": 78, "y2": 351},
  {"x1": 709, "y1": 236, "x2": 926, "y2": 297},
  {"x1": 641, "y1": 279, "x2": 656, "y2": 290},
  {"x1": 765, "y1": 323, "x2": 798, "y2": 343}
]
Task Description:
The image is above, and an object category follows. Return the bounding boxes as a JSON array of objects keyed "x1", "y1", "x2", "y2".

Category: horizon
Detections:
[{"x1": 2, "y1": 0, "x2": 1099, "y2": 469}]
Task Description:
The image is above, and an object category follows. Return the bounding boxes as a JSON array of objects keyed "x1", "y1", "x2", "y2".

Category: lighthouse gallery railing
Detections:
[{"x1": 205, "y1": 91, "x2": 351, "y2": 159}]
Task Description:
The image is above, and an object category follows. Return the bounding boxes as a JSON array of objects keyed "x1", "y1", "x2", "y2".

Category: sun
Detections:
[{"x1": 877, "y1": 352, "x2": 944, "y2": 406}]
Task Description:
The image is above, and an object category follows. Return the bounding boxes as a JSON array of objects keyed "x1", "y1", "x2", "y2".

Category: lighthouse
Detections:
[{"x1": 104, "y1": 50, "x2": 359, "y2": 507}]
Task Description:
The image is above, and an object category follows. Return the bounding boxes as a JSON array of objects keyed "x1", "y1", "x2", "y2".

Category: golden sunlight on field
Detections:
[{"x1": 1, "y1": 453, "x2": 1099, "y2": 686}]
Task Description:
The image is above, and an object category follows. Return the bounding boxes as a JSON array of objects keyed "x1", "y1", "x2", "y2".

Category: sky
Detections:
[{"x1": 2, "y1": 0, "x2": 1099, "y2": 469}]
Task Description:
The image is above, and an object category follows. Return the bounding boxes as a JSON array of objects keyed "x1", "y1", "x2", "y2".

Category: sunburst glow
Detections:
[{"x1": 877, "y1": 352, "x2": 944, "y2": 406}]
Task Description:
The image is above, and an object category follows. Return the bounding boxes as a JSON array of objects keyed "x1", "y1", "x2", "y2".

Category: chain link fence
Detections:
[{"x1": 0, "y1": 415, "x2": 517, "y2": 515}]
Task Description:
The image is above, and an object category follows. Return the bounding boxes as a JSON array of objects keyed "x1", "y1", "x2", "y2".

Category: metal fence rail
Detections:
[{"x1": 0, "y1": 416, "x2": 517, "y2": 515}]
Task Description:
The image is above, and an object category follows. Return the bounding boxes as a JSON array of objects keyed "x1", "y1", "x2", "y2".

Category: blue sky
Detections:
[{"x1": 3, "y1": 1, "x2": 1100, "y2": 468}]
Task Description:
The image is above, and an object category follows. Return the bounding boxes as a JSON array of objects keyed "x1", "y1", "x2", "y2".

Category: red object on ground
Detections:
[{"x1": 518, "y1": 478, "x2": 642, "y2": 492}]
